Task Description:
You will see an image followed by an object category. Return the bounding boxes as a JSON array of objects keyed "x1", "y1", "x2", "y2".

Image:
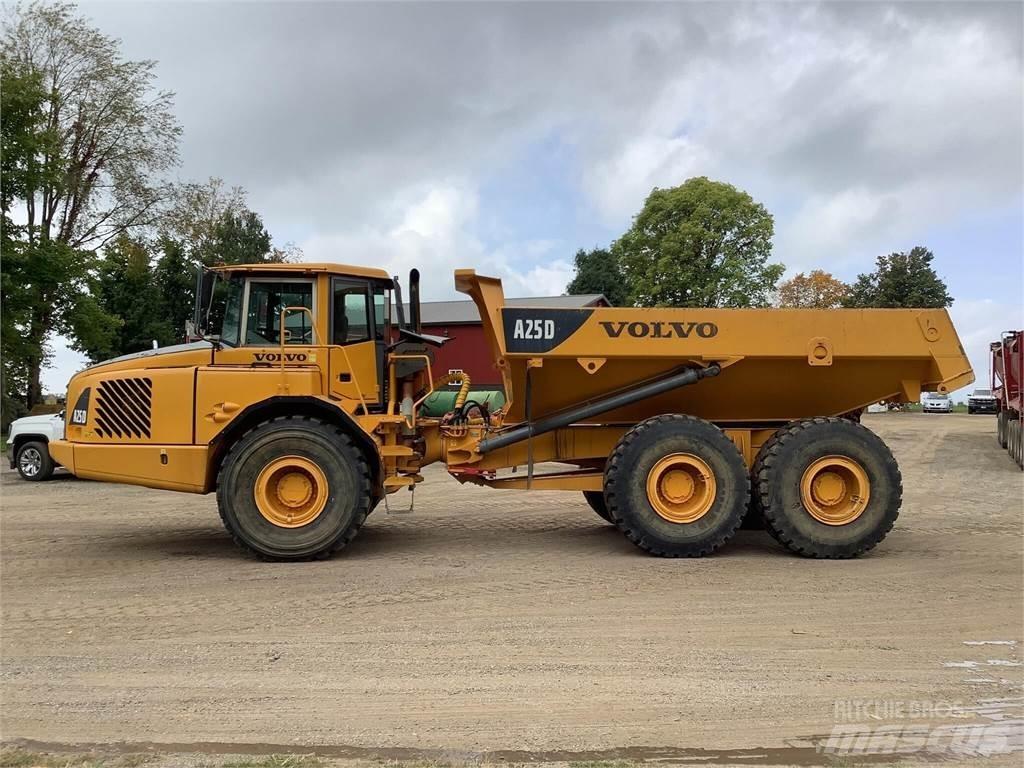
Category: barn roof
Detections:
[{"x1": 404, "y1": 294, "x2": 608, "y2": 325}]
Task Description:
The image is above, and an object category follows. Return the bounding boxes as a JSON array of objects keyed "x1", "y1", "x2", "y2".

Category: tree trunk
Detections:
[{"x1": 26, "y1": 354, "x2": 43, "y2": 409}]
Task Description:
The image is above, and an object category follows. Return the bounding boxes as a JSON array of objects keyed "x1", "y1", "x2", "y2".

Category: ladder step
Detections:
[
  {"x1": 380, "y1": 445, "x2": 415, "y2": 457},
  {"x1": 383, "y1": 474, "x2": 422, "y2": 488}
]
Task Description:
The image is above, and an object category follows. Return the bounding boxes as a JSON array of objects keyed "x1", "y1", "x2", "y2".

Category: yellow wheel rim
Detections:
[
  {"x1": 646, "y1": 453, "x2": 717, "y2": 523},
  {"x1": 800, "y1": 455, "x2": 870, "y2": 526},
  {"x1": 254, "y1": 455, "x2": 329, "y2": 528}
]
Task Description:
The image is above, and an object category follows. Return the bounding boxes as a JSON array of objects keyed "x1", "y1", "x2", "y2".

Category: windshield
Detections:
[
  {"x1": 927, "y1": 393, "x2": 948, "y2": 401},
  {"x1": 973, "y1": 389, "x2": 992, "y2": 396}
]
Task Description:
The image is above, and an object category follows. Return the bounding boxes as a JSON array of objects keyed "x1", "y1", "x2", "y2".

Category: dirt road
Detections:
[{"x1": 1, "y1": 414, "x2": 1021, "y2": 764}]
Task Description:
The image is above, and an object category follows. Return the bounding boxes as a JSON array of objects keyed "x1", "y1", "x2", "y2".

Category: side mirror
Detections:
[{"x1": 193, "y1": 266, "x2": 216, "y2": 335}]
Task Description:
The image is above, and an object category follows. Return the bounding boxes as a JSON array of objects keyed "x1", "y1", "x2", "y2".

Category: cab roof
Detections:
[{"x1": 212, "y1": 262, "x2": 392, "y2": 281}]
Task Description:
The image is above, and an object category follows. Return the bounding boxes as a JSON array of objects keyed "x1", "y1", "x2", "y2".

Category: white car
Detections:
[
  {"x1": 922, "y1": 393, "x2": 952, "y2": 414},
  {"x1": 7, "y1": 412, "x2": 65, "y2": 480}
]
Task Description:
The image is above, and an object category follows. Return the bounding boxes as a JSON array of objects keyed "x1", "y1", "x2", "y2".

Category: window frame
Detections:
[{"x1": 239, "y1": 277, "x2": 317, "y2": 347}]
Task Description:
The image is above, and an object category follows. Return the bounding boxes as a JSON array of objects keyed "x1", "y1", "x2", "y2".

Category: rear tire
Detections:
[
  {"x1": 604, "y1": 414, "x2": 748, "y2": 557},
  {"x1": 583, "y1": 490, "x2": 613, "y2": 524},
  {"x1": 1011, "y1": 419, "x2": 1024, "y2": 470},
  {"x1": 16, "y1": 440, "x2": 54, "y2": 481},
  {"x1": 217, "y1": 416, "x2": 372, "y2": 560},
  {"x1": 753, "y1": 418, "x2": 902, "y2": 559},
  {"x1": 998, "y1": 411, "x2": 1008, "y2": 448}
]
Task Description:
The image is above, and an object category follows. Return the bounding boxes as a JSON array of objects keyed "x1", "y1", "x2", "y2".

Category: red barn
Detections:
[{"x1": 407, "y1": 294, "x2": 608, "y2": 390}]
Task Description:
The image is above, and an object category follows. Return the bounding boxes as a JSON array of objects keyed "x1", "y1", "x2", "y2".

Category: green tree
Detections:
[
  {"x1": 566, "y1": 247, "x2": 628, "y2": 306},
  {"x1": 202, "y1": 210, "x2": 275, "y2": 266},
  {"x1": 0, "y1": 62, "x2": 48, "y2": 423},
  {"x1": 1, "y1": 1, "x2": 180, "y2": 406},
  {"x1": 613, "y1": 177, "x2": 783, "y2": 308},
  {"x1": 83, "y1": 236, "x2": 174, "y2": 361},
  {"x1": 154, "y1": 236, "x2": 197, "y2": 341},
  {"x1": 844, "y1": 247, "x2": 953, "y2": 308}
]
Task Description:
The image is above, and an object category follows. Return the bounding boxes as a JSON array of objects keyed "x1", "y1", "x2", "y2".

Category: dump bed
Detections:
[
  {"x1": 992, "y1": 331, "x2": 1023, "y2": 412},
  {"x1": 456, "y1": 271, "x2": 974, "y2": 425}
]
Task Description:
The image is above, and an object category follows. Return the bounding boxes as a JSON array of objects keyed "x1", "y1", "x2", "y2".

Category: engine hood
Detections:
[
  {"x1": 70, "y1": 340, "x2": 214, "y2": 383},
  {"x1": 9, "y1": 412, "x2": 63, "y2": 429}
]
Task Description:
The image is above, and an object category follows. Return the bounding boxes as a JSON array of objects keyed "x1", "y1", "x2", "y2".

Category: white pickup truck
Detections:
[{"x1": 7, "y1": 412, "x2": 65, "y2": 481}]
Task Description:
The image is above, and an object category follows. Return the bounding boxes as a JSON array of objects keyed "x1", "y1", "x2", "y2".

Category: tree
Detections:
[
  {"x1": 566, "y1": 247, "x2": 628, "y2": 306},
  {"x1": 204, "y1": 210, "x2": 274, "y2": 266},
  {"x1": 83, "y1": 235, "x2": 174, "y2": 361},
  {"x1": 844, "y1": 247, "x2": 953, "y2": 308},
  {"x1": 1, "y1": 1, "x2": 180, "y2": 405},
  {"x1": 1, "y1": 61, "x2": 48, "y2": 423},
  {"x1": 776, "y1": 270, "x2": 849, "y2": 308},
  {"x1": 613, "y1": 177, "x2": 783, "y2": 308},
  {"x1": 154, "y1": 236, "x2": 197, "y2": 341},
  {"x1": 161, "y1": 177, "x2": 247, "y2": 257}
]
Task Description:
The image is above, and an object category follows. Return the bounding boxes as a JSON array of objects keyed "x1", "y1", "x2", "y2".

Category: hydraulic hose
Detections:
[{"x1": 431, "y1": 372, "x2": 472, "y2": 410}]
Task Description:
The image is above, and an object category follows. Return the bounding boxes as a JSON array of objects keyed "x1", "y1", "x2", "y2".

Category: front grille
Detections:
[{"x1": 94, "y1": 377, "x2": 152, "y2": 439}]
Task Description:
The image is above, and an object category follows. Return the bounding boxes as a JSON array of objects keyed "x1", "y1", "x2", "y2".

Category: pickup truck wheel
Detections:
[
  {"x1": 217, "y1": 416, "x2": 371, "y2": 560},
  {"x1": 583, "y1": 490, "x2": 613, "y2": 523},
  {"x1": 754, "y1": 418, "x2": 902, "y2": 558},
  {"x1": 16, "y1": 440, "x2": 54, "y2": 481},
  {"x1": 605, "y1": 415, "x2": 748, "y2": 557}
]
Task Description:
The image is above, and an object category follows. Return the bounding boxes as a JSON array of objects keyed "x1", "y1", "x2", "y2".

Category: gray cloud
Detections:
[{"x1": 40, "y1": 0, "x2": 1024, "y2": 391}]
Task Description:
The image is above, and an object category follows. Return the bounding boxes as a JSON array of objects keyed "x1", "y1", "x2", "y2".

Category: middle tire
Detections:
[{"x1": 604, "y1": 414, "x2": 748, "y2": 557}]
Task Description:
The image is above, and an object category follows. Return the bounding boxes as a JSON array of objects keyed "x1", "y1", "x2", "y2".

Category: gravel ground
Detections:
[{"x1": 1, "y1": 413, "x2": 1021, "y2": 766}]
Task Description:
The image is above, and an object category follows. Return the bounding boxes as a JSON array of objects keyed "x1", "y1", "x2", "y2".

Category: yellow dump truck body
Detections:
[{"x1": 456, "y1": 270, "x2": 973, "y2": 425}]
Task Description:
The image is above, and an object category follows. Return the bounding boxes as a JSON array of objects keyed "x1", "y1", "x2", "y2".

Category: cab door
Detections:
[{"x1": 329, "y1": 278, "x2": 381, "y2": 409}]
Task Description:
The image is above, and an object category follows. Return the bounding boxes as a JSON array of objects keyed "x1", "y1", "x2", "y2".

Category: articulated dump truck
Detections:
[{"x1": 49, "y1": 263, "x2": 974, "y2": 560}]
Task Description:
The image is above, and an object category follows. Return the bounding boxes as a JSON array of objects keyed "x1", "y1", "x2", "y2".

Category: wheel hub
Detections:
[
  {"x1": 254, "y1": 456, "x2": 328, "y2": 528},
  {"x1": 646, "y1": 453, "x2": 716, "y2": 524},
  {"x1": 800, "y1": 456, "x2": 870, "y2": 525},
  {"x1": 19, "y1": 447, "x2": 41, "y2": 476}
]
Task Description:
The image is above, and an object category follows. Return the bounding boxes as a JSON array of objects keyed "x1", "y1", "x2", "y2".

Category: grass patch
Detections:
[
  {"x1": 0, "y1": 749, "x2": 151, "y2": 768},
  {"x1": 221, "y1": 757, "x2": 321, "y2": 768}
]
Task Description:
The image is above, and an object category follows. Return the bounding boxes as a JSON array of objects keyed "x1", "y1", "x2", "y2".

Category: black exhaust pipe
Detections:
[
  {"x1": 409, "y1": 268, "x2": 422, "y2": 333},
  {"x1": 477, "y1": 363, "x2": 721, "y2": 454}
]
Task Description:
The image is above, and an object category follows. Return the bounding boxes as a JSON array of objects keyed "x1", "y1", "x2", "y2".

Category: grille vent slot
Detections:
[{"x1": 95, "y1": 377, "x2": 152, "y2": 439}]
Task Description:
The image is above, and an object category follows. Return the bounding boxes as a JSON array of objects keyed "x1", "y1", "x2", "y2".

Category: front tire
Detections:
[
  {"x1": 16, "y1": 441, "x2": 54, "y2": 481},
  {"x1": 998, "y1": 411, "x2": 1008, "y2": 448},
  {"x1": 753, "y1": 418, "x2": 902, "y2": 558},
  {"x1": 216, "y1": 416, "x2": 372, "y2": 560},
  {"x1": 604, "y1": 415, "x2": 748, "y2": 557}
]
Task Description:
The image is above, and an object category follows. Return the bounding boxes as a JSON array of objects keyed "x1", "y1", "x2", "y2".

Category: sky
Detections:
[{"x1": 44, "y1": 0, "x2": 1024, "y2": 397}]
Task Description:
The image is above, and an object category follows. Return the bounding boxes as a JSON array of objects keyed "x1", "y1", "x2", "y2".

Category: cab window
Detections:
[
  {"x1": 373, "y1": 288, "x2": 389, "y2": 341},
  {"x1": 243, "y1": 280, "x2": 314, "y2": 345},
  {"x1": 333, "y1": 279, "x2": 370, "y2": 345}
]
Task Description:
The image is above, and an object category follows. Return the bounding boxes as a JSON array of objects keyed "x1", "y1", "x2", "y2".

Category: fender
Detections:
[{"x1": 208, "y1": 396, "x2": 383, "y2": 495}]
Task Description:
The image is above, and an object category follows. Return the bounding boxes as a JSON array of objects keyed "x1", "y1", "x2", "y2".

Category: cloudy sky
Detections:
[{"x1": 47, "y1": 0, "x2": 1023, "y2": 394}]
